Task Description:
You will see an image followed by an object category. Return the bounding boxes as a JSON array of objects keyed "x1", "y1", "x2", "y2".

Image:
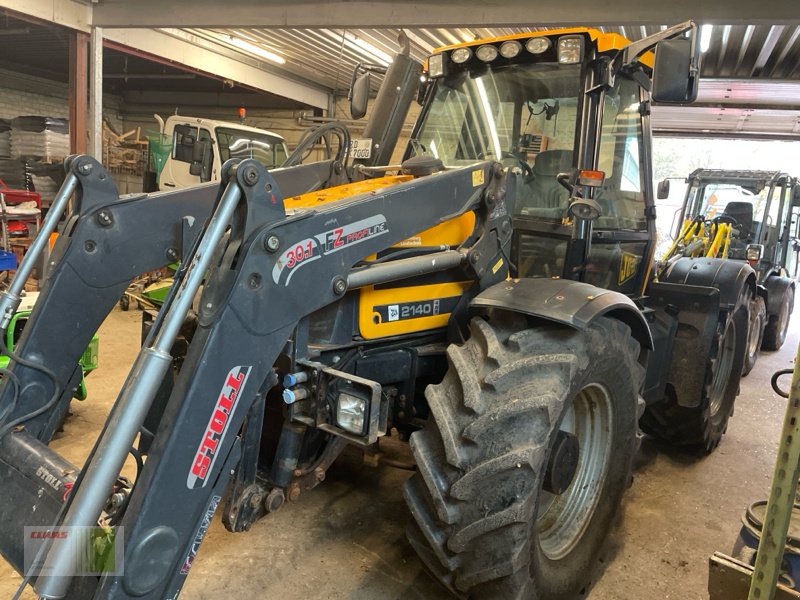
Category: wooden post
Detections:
[{"x1": 68, "y1": 30, "x2": 89, "y2": 155}]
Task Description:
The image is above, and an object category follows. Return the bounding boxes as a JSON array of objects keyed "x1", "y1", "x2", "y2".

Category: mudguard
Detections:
[
  {"x1": 643, "y1": 282, "x2": 722, "y2": 408},
  {"x1": 662, "y1": 257, "x2": 756, "y2": 312},
  {"x1": 764, "y1": 274, "x2": 795, "y2": 318},
  {"x1": 470, "y1": 278, "x2": 654, "y2": 350}
]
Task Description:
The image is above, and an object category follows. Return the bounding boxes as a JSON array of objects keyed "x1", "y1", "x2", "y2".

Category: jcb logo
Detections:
[{"x1": 618, "y1": 252, "x2": 640, "y2": 285}]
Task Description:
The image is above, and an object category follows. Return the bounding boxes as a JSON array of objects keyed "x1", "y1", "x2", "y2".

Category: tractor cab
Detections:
[
  {"x1": 677, "y1": 169, "x2": 796, "y2": 278},
  {"x1": 410, "y1": 27, "x2": 699, "y2": 296}
]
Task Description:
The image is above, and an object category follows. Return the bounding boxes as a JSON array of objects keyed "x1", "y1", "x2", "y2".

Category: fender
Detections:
[
  {"x1": 662, "y1": 257, "x2": 756, "y2": 312},
  {"x1": 470, "y1": 278, "x2": 654, "y2": 350},
  {"x1": 764, "y1": 274, "x2": 795, "y2": 318}
]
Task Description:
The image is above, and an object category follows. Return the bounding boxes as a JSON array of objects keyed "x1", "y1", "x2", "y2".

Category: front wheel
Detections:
[{"x1": 404, "y1": 315, "x2": 643, "y2": 599}]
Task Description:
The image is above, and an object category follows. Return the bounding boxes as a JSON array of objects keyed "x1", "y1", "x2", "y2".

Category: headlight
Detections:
[
  {"x1": 746, "y1": 244, "x2": 763, "y2": 265},
  {"x1": 451, "y1": 47, "x2": 472, "y2": 64},
  {"x1": 476, "y1": 44, "x2": 498, "y2": 62},
  {"x1": 427, "y1": 53, "x2": 446, "y2": 78},
  {"x1": 500, "y1": 40, "x2": 522, "y2": 58},
  {"x1": 336, "y1": 391, "x2": 367, "y2": 435},
  {"x1": 557, "y1": 36, "x2": 583, "y2": 64},
  {"x1": 526, "y1": 37, "x2": 551, "y2": 55}
]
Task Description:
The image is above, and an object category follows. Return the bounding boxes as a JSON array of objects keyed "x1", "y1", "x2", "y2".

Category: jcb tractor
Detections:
[
  {"x1": 658, "y1": 169, "x2": 797, "y2": 374},
  {"x1": 0, "y1": 22, "x2": 755, "y2": 600}
]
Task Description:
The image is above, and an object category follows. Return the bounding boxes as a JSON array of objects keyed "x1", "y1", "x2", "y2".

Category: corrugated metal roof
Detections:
[{"x1": 189, "y1": 24, "x2": 800, "y2": 96}]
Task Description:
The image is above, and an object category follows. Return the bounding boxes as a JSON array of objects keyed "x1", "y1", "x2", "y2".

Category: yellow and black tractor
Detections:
[
  {"x1": 0, "y1": 22, "x2": 756, "y2": 600},
  {"x1": 658, "y1": 169, "x2": 797, "y2": 374}
]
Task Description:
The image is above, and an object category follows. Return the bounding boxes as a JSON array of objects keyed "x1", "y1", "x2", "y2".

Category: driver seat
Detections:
[
  {"x1": 528, "y1": 150, "x2": 573, "y2": 209},
  {"x1": 722, "y1": 201, "x2": 754, "y2": 241}
]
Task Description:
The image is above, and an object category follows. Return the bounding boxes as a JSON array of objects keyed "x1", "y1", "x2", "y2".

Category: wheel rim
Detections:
[
  {"x1": 779, "y1": 295, "x2": 792, "y2": 339},
  {"x1": 708, "y1": 320, "x2": 736, "y2": 416},
  {"x1": 747, "y1": 311, "x2": 762, "y2": 357},
  {"x1": 536, "y1": 383, "x2": 613, "y2": 560}
]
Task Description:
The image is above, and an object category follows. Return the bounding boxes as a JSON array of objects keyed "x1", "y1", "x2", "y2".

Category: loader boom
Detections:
[{"x1": 1, "y1": 156, "x2": 513, "y2": 599}]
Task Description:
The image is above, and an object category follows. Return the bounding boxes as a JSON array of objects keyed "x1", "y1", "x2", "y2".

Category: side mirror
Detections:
[
  {"x1": 189, "y1": 140, "x2": 212, "y2": 181},
  {"x1": 657, "y1": 179, "x2": 671, "y2": 199},
  {"x1": 349, "y1": 71, "x2": 371, "y2": 120},
  {"x1": 652, "y1": 36, "x2": 700, "y2": 104}
]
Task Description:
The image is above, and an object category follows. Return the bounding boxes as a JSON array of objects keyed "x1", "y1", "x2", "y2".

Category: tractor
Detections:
[
  {"x1": 0, "y1": 21, "x2": 755, "y2": 600},
  {"x1": 658, "y1": 169, "x2": 797, "y2": 374}
]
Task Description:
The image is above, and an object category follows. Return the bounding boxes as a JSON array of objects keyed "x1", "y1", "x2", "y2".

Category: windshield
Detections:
[
  {"x1": 414, "y1": 63, "x2": 644, "y2": 229},
  {"x1": 415, "y1": 63, "x2": 579, "y2": 166},
  {"x1": 216, "y1": 127, "x2": 289, "y2": 169}
]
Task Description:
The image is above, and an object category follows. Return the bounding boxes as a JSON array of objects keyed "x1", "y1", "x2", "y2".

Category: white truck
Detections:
[{"x1": 157, "y1": 115, "x2": 289, "y2": 191}]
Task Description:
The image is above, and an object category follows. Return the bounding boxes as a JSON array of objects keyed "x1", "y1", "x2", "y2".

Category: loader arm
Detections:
[
  {"x1": 0, "y1": 158, "x2": 345, "y2": 444},
  {"x1": 4, "y1": 157, "x2": 512, "y2": 599}
]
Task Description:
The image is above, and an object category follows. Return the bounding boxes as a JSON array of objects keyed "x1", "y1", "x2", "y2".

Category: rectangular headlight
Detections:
[
  {"x1": 428, "y1": 53, "x2": 446, "y2": 78},
  {"x1": 746, "y1": 244, "x2": 763, "y2": 264},
  {"x1": 336, "y1": 391, "x2": 367, "y2": 435},
  {"x1": 557, "y1": 36, "x2": 583, "y2": 64}
]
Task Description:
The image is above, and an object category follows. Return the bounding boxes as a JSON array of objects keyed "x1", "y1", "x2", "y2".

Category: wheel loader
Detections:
[
  {"x1": 0, "y1": 22, "x2": 756, "y2": 600},
  {"x1": 658, "y1": 169, "x2": 797, "y2": 374}
]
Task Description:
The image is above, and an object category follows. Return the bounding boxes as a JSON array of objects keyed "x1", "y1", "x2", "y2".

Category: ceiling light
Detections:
[
  {"x1": 333, "y1": 30, "x2": 393, "y2": 66},
  {"x1": 700, "y1": 25, "x2": 713, "y2": 53},
  {"x1": 227, "y1": 36, "x2": 286, "y2": 65}
]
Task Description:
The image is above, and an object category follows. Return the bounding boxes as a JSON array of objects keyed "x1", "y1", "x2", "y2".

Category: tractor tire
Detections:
[
  {"x1": 404, "y1": 315, "x2": 643, "y2": 599},
  {"x1": 742, "y1": 296, "x2": 766, "y2": 376},
  {"x1": 762, "y1": 286, "x2": 794, "y2": 351},
  {"x1": 641, "y1": 307, "x2": 747, "y2": 454}
]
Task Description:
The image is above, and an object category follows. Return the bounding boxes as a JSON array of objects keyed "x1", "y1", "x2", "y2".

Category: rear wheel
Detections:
[
  {"x1": 762, "y1": 286, "x2": 794, "y2": 351},
  {"x1": 404, "y1": 315, "x2": 643, "y2": 599},
  {"x1": 742, "y1": 296, "x2": 766, "y2": 376},
  {"x1": 641, "y1": 308, "x2": 746, "y2": 453}
]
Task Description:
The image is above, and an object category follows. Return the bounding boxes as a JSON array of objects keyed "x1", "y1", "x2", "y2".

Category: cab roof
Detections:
[{"x1": 434, "y1": 27, "x2": 654, "y2": 68}]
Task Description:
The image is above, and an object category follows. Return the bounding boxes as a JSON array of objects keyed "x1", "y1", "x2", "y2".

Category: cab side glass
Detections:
[{"x1": 652, "y1": 38, "x2": 699, "y2": 104}]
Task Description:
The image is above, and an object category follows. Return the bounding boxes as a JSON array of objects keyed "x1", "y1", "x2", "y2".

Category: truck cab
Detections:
[{"x1": 158, "y1": 115, "x2": 289, "y2": 191}]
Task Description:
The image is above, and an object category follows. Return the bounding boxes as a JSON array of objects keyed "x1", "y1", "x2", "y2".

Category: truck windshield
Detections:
[{"x1": 216, "y1": 127, "x2": 289, "y2": 169}]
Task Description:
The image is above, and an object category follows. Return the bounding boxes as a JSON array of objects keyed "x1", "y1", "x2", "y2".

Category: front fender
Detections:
[
  {"x1": 662, "y1": 257, "x2": 756, "y2": 312},
  {"x1": 470, "y1": 278, "x2": 653, "y2": 350}
]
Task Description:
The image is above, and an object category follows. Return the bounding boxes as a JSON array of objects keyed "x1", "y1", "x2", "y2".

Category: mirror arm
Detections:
[{"x1": 622, "y1": 20, "x2": 698, "y2": 68}]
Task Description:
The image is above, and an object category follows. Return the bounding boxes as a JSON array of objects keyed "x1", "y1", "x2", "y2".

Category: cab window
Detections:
[{"x1": 595, "y1": 77, "x2": 646, "y2": 231}]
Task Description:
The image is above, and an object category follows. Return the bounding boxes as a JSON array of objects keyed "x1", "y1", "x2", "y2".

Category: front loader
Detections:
[
  {"x1": 0, "y1": 22, "x2": 754, "y2": 600},
  {"x1": 657, "y1": 169, "x2": 797, "y2": 374}
]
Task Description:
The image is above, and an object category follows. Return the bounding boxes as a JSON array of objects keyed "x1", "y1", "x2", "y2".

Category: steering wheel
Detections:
[
  {"x1": 478, "y1": 151, "x2": 533, "y2": 178},
  {"x1": 713, "y1": 214, "x2": 739, "y2": 227}
]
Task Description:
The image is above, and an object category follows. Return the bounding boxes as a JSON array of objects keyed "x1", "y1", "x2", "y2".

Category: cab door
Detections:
[
  {"x1": 160, "y1": 123, "x2": 214, "y2": 190},
  {"x1": 583, "y1": 77, "x2": 652, "y2": 295}
]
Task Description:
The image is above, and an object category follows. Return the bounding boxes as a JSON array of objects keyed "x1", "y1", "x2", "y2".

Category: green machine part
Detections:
[{"x1": 0, "y1": 310, "x2": 99, "y2": 401}]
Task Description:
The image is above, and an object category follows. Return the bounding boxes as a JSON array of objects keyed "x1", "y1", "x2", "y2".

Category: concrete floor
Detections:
[{"x1": 1, "y1": 304, "x2": 797, "y2": 599}]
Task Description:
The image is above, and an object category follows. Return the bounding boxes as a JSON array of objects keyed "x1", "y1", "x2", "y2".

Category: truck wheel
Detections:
[
  {"x1": 762, "y1": 286, "x2": 794, "y2": 351},
  {"x1": 743, "y1": 296, "x2": 766, "y2": 376},
  {"x1": 641, "y1": 309, "x2": 745, "y2": 453},
  {"x1": 404, "y1": 315, "x2": 643, "y2": 599}
]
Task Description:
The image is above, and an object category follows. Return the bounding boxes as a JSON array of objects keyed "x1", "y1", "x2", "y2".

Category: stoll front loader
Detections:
[
  {"x1": 658, "y1": 169, "x2": 797, "y2": 374},
  {"x1": 0, "y1": 22, "x2": 753, "y2": 600}
]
